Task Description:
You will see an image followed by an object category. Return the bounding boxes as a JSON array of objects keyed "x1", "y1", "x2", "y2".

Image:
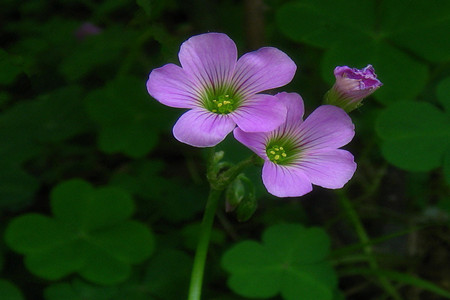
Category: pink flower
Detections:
[
  {"x1": 146, "y1": 33, "x2": 297, "y2": 147},
  {"x1": 234, "y1": 92, "x2": 356, "y2": 197},
  {"x1": 326, "y1": 65, "x2": 382, "y2": 112}
]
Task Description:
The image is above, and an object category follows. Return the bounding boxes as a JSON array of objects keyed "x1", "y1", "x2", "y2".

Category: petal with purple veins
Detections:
[
  {"x1": 296, "y1": 149, "x2": 357, "y2": 189},
  {"x1": 233, "y1": 127, "x2": 269, "y2": 159},
  {"x1": 179, "y1": 33, "x2": 237, "y2": 91},
  {"x1": 147, "y1": 64, "x2": 200, "y2": 108},
  {"x1": 231, "y1": 94, "x2": 287, "y2": 132},
  {"x1": 233, "y1": 47, "x2": 296, "y2": 96},
  {"x1": 173, "y1": 109, "x2": 236, "y2": 147},
  {"x1": 297, "y1": 105, "x2": 355, "y2": 151},
  {"x1": 274, "y1": 92, "x2": 304, "y2": 127},
  {"x1": 262, "y1": 162, "x2": 312, "y2": 197}
]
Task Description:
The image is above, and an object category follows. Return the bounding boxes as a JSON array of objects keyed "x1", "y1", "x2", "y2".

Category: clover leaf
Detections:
[
  {"x1": 0, "y1": 279, "x2": 24, "y2": 300},
  {"x1": 221, "y1": 224, "x2": 337, "y2": 300},
  {"x1": 44, "y1": 280, "x2": 118, "y2": 300},
  {"x1": 275, "y1": 0, "x2": 450, "y2": 104},
  {"x1": 85, "y1": 76, "x2": 173, "y2": 158},
  {"x1": 376, "y1": 100, "x2": 450, "y2": 174},
  {"x1": 5, "y1": 179, "x2": 155, "y2": 284},
  {"x1": 44, "y1": 249, "x2": 192, "y2": 300}
]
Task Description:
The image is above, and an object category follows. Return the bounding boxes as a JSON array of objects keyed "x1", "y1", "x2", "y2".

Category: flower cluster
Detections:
[
  {"x1": 147, "y1": 33, "x2": 296, "y2": 147},
  {"x1": 146, "y1": 32, "x2": 381, "y2": 197}
]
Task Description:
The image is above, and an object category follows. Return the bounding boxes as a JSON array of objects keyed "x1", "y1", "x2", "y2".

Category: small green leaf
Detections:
[
  {"x1": 85, "y1": 76, "x2": 169, "y2": 158},
  {"x1": 60, "y1": 27, "x2": 135, "y2": 81},
  {"x1": 51, "y1": 179, "x2": 134, "y2": 230},
  {"x1": 275, "y1": 0, "x2": 375, "y2": 49},
  {"x1": 0, "y1": 49, "x2": 22, "y2": 85},
  {"x1": 0, "y1": 85, "x2": 92, "y2": 146},
  {"x1": 444, "y1": 149, "x2": 450, "y2": 185},
  {"x1": 143, "y1": 249, "x2": 192, "y2": 299},
  {"x1": 437, "y1": 76, "x2": 450, "y2": 112},
  {"x1": 381, "y1": 0, "x2": 450, "y2": 62},
  {"x1": 0, "y1": 163, "x2": 39, "y2": 209},
  {"x1": 44, "y1": 280, "x2": 118, "y2": 300},
  {"x1": 0, "y1": 279, "x2": 25, "y2": 300},
  {"x1": 376, "y1": 101, "x2": 450, "y2": 171},
  {"x1": 5, "y1": 179, "x2": 155, "y2": 284},
  {"x1": 222, "y1": 224, "x2": 336, "y2": 300},
  {"x1": 109, "y1": 160, "x2": 205, "y2": 222},
  {"x1": 44, "y1": 249, "x2": 192, "y2": 300}
]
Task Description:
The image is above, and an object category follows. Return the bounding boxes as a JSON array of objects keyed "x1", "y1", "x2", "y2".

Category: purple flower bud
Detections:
[
  {"x1": 75, "y1": 22, "x2": 102, "y2": 41},
  {"x1": 325, "y1": 65, "x2": 382, "y2": 112}
]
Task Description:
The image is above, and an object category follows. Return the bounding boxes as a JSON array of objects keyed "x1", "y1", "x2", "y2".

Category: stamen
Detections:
[
  {"x1": 266, "y1": 144, "x2": 289, "y2": 164},
  {"x1": 208, "y1": 94, "x2": 236, "y2": 114}
]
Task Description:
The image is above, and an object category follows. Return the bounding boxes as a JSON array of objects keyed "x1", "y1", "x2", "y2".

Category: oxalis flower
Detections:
[
  {"x1": 146, "y1": 32, "x2": 296, "y2": 147},
  {"x1": 325, "y1": 65, "x2": 382, "y2": 113},
  {"x1": 234, "y1": 92, "x2": 357, "y2": 197}
]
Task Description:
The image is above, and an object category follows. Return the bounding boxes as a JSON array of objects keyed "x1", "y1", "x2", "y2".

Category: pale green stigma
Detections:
[
  {"x1": 210, "y1": 94, "x2": 235, "y2": 114},
  {"x1": 266, "y1": 145, "x2": 288, "y2": 164}
]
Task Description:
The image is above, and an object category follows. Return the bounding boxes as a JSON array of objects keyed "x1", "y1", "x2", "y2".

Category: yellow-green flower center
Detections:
[
  {"x1": 202, "y1": 86, "x2": 242, "y2": 115},
  {"x1": 266, "y1": 145, "x2": 288, "y2": 164},
  {"x1": 210, "y1": 95, "x2": 235, "y2": 114}
]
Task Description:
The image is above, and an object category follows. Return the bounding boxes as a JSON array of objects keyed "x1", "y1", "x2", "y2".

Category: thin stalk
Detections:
[
  {"x1": 187, "y1": 187, "x2": 222, "y2": 300},
  {"x1": 338, "y1": 191, "x2": 403, "y2": 300}
]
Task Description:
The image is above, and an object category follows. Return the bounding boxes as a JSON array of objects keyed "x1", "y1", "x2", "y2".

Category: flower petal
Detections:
[
  {"x1": 262, "y1": 162, "x2": 312, "y2": 197},
  {"x1": 233, "y1": 127, "x2": 268, "y2": 159},
  {"x1": 232, "y1": 47, "x2": 296, "y2": 95},
  {"x1": 296, "y1": 149, "x2": 357, "y2": 189},
  {"x1": 173, "y1": 109, "x2": 236, "y2": 147},
  {"x1": 274, "y1": 92, "x2": 304, "y2": 126},
  {"x1": 231, "y1": 94, "x2": 287, "y2": 132},
  {"x1": 178, "y1": 32, "x2": 237, "y2": 91},
  {"x1": 147, "y1": 63, "x2": 199, "y2": 108},
  {"x1": 297, "y1": 105, "x2": 355, "y2": 151}
]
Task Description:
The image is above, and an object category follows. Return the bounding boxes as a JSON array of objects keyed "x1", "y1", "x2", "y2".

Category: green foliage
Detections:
[
  {"x1": 61, "y1": 27, "x2": 136, "y2": 81},
  {"x1": 0, "y1": 49, "x2": 23, "y2": 85},
  {"x1": 0, "y1": 86, "x2": 91, "y2": 163},
  {"x1": 274, "y1": 0, "x2": 450, "y2": 105},
  {"x1": 0, "y1": 279, "x2": 24, "y2": 300},
  {"x1": 375, "y1": 101, "x2": 450, "y2": 172},
  {"x1": 341, "y1": 268, "x2": 450, "y2": 299},
  {"x1": 1, "y1": 0, "x2": 450, "y2": 298},
  {"x1": 44, "y1": 249, "x2": 192, "y2": 300},
  {"x1": 109, "y1": 159, "x2": 206, "y2": 222},
  {"x1": 0, "y1": 162, "x2": 39, "y2": 209},
  {"x1": 222, "y1": 224, "x2": 337, "y2": 300},
  {"x1": 5, "y1": 179, "x2": 155, "y2": 284},
  {"x1": 85, "y1": 76, "x2": 171, "y2": 158}
]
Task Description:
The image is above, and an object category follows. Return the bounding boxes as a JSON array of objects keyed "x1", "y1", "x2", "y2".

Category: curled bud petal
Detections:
[{"x1": 325, "y1": 65, "x2": 382, "y2": 112}]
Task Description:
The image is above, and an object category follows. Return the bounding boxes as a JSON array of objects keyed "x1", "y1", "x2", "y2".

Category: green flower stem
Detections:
[
  {"x1": 188, "y1": 152, "x2": 258, "y2": 300},
  {"x1": 188, "y1": 187, "x2": 222, "y2": 300},
  {"x1": 338, "y1": 191, "x2": 403, "y2": 300}
]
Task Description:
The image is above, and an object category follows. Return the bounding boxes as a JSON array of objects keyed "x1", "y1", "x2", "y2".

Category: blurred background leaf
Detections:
[
  {"x1": 222, "y1": 224, "x2": 337, "y2": 300},
  {"x1": 5, "y1": 179, "x2": 155, "y2": 284},
  {"x1": 0, "y1": 279, "x2": 25, "y2": 300}
]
